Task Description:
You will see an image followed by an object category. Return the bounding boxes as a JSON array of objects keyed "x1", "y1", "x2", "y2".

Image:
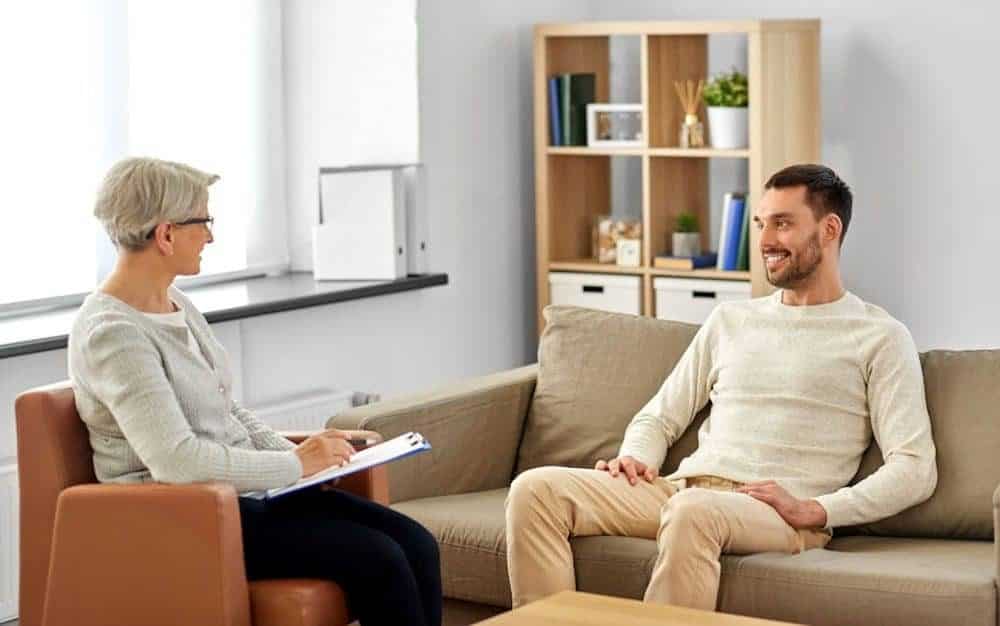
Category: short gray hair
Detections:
[{"x1": 94, "y1": 157, "x2": 220, "y2": 250}]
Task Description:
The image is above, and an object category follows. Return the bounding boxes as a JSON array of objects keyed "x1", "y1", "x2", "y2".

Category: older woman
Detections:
[{"x1": 68, "y1": 157, "x2": 441, "y2": 626}]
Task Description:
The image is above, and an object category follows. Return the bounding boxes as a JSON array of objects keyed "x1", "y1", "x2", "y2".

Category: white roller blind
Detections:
[{"x1": 0, "y1": 0, "x2": 288, "y2": 307}]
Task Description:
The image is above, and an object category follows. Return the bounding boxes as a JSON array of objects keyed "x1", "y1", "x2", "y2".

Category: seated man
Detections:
[{"x1": 505, "y1": 164, "x2": 937, "y2": 611}]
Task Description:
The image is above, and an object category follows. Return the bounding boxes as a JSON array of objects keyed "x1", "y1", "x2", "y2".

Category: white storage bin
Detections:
[
  {"x1": 549, "y1": 272, "x2": 641, "y2": 315},
  {"x1": 654, "y1": 277, "x2": 750, "y2": 324}
]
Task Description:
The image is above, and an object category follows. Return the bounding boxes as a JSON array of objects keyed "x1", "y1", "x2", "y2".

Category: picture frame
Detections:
[{"x1": 586, "y1": 103, "x2": 644, "y2": 148}]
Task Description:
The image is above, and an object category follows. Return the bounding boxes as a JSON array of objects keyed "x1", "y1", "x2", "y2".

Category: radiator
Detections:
[
  {"x1": 0, "y1": 465, "x2": 18, "y2": 622},
  {"x1": 250, "y1": 388, "x2": 357, "y2": 432}
]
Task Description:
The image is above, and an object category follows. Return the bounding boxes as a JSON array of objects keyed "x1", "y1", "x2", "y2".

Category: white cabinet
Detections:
[
  {"x1": 654, "y1": 277, "x2": 750, "y2": 324},
  {"x1": 549, "y1": 272, "x2": 641, "y2": 316}
]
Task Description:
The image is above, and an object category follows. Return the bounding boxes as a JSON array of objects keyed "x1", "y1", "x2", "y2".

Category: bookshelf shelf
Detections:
[
  {"x1": 646, "y1": 147, "x2": 749, "y2": 158},
  {"x1": 649, "y1": 268, "x2": 751, "y2": 281},
  {"x1": 549, "y1": 260, "x2": 644, "y2": 275},
  {"x1": 547, "y1": 147, "x2": 646, "y2": 157},
  {"x1": 534, "y1": 19, "x2": 820, "y2": 328},
  {"x1": 546, "y1": 147, "x2": 750, "y2": 158}
]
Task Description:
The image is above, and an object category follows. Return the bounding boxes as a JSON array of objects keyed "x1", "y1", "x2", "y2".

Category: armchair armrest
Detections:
[
  {"x1": 43, "y1": 482, "x2": 251, "y2": 626},
  {"x1": 994, "y1": 484, "x2": 999, "y2": 581},
  {"x1": 326, "y1": 364, "x2": 538, "y2": 503}
]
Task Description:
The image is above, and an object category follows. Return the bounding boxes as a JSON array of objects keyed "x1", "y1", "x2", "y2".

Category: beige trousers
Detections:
[{"x1": 505, "y1": 467, "x2": 831, "y2": 611}]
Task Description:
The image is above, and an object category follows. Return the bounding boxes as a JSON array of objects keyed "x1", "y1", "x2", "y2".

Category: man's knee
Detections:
[
  {"x1": 507, "y1": 466, "x2": 570, "y2": 514},
  {"x1": 660, "y1": 488, "x2": 726, "y2": 532}
]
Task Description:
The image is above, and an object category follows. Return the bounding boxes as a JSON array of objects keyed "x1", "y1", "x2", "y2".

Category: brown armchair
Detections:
[{"x1": 15, "y1": 381, "x2": 387, "y2": 626}]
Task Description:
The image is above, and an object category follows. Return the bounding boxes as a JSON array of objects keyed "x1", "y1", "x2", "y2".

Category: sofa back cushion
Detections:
[
  {"x1": 848, "y1": 349, "x2": 1000, "y2": 540},
  {"x1": 515, "y1": 306, "x2": 700, "y2": 474}
]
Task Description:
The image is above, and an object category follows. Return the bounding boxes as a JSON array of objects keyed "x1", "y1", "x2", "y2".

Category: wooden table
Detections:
[{"x1": 474, "y1": 591, "x2": 803, "y2": 626}]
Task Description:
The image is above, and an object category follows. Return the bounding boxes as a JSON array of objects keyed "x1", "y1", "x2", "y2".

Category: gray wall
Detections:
[{"x1": 590, "y1": 0, "x2": 1000, "y2": 350}]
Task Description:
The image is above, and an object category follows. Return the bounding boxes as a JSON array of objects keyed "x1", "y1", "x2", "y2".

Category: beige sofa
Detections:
[{"x1": 329, "y1": 305, "x2": 1000, "y2": 626}]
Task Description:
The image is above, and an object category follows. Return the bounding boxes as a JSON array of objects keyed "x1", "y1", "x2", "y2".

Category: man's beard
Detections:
[{"x1": 765, "y1": 231, "x2": 823, "y2": 289}]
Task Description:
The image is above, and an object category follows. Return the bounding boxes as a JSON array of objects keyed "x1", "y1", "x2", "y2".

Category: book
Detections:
[
  {"x1": 721, "y1": 197, "x2": 746, "y2": 271},
  {"x1": 560, "y1": 74, "x2": 571, "y2": 145},
  {"x1": 260, "y1": 432, "x2": 431, "y2": 501},
  {"x1": 548, "y1": 76, "x2": 562, "y2": 146},
  {"x1": 560, "y1": 73, "x2": 596, "y2": 146},
  {"x1": 653, "y1": 252, "x2": 718, "y2": 270},
  {"x1": 716, "y1": 192, "x2": 735, "y2": 270},
  {"x1": 735, "y1": 198, "x2": 751, "y2": 271}
]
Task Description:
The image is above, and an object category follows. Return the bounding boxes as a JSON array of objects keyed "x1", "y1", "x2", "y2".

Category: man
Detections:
[{"x1": 505, "y1": 164, "x2": 937, "y2": 611}]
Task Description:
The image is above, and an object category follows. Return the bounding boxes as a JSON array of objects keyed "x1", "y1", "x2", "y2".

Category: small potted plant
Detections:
[
  {"x1": 672, "y1": 212, "x2": 701, "y2": 257},
  {"x1": 703, "y1": 69, "x2": 748, "y2": 149}
]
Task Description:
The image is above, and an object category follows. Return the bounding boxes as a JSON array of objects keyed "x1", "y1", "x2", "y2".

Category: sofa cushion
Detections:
[
  {"x1": 572, "y1": 534, "x2": 996, "y2": 626},
  {"x1": 849, "y1": 349, "x2": 1000, "y2": 539},
  {"x1": 393, "y1": 488, "x2": 511, "y2": 607},
  {"x1": 516, "y1": 306, "x2": 701, "y2": 473}
]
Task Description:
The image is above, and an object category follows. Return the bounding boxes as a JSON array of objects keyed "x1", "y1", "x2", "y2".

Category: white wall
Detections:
[{"x1": 590, "y1": 0, "x2": 1000, "y2": 350}]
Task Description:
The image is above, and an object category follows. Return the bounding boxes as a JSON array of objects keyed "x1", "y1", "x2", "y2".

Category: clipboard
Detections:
[{"x1": 264, "y1": 432, "x2": 431, "y2": 500}]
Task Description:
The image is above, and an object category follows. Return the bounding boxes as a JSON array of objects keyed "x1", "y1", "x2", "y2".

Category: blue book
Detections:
[
  {"x1": 721, "y1": 197, "x2": 746, "y2": 271},
  {"x1": 548, "y1": 76, "x2": 562, "y2": 146}
]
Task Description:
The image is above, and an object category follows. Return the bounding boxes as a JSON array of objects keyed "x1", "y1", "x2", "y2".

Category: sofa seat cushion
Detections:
[
  {"x1": 573, "y1": 534, "x2": 996, "y2": 626},
  {"x1": 393, "y1": 488, "x2": 512, "y2": 607}
]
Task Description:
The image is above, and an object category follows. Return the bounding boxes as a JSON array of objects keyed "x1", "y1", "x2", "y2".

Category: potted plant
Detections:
[
  {"x1": 672, "y1": 212, "x2": 701, "y2": 257},
  {"x1": 703, "y1": 69, "x2": 748, "y2": 149}
]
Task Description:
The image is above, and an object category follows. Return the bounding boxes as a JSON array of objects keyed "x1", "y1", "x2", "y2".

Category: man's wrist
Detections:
[{"x1": 801, "y1": 499, "x2": 828, "y2": 528}]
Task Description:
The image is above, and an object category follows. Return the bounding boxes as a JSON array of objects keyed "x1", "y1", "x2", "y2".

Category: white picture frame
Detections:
[{"x1": 586, "y1": 103, "x2": 644, "y2": 148}]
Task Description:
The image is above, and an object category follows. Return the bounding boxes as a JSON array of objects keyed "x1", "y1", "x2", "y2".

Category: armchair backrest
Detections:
[{"x1": 15, "y1": 382, "x2": 96, "y2": 626}]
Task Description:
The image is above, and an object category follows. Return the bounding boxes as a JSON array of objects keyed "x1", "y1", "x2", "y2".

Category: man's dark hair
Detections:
[{"x1": 764, "y1": 164, "x2": 852, "y2": 244}]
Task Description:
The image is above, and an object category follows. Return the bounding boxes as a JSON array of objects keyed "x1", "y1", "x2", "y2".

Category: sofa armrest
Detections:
[
  {"x1": 994, "y1": 484, "x2": 1000, "y2": 582},
  {"x1": 327, "y1": 364, "x2": 538, "y2": 503},
  {"x1": 43, "y1": 482, "x2": 251, "y2": 626}
]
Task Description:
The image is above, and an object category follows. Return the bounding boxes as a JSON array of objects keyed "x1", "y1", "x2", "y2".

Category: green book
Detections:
[
  {"x1": 736, "y1": 198, "x2": 751, "y2": 271},
  {"x1": 560, "y1": 74, "x2": 571, "y2": 146},
  {"x1": 560, "y1": 73, "x2": 596, "y2": 146}
]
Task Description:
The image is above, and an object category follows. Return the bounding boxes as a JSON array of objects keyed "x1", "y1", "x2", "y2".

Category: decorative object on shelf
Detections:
[
  {"x1": 586, "y1": 103, "x2": 643, "y2": 148},
  {"x1": 703, "y1": 69, "x2": 749, "y2": 149},
  {"x1": 654, "y1": 251, "x2": 719, "y2": 270},
  {"x1": 593, "y1": 216, "x2": 642, "y2": 263},
  {"x1": 673, "y1": 79, "x2": 705, "y2": 148},
  {"x1": 672, "y1": 212, "x2": 702, "y2": 257},
  {"x1": 615, "y1": 239, "x2": 641, "y2": 267}
]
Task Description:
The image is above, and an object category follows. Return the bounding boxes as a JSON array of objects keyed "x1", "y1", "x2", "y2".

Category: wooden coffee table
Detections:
[{"x1": 474, "y1": 591, "x2": 802, "y2": 625}]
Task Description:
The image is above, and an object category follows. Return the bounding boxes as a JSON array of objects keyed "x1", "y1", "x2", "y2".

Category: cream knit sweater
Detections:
[
  {"x1": 68, "y1": 286, "x2": 303, "y2": 493},
  {"x1": 619, "y1": 290, "x2": 937, "y2": 528}
]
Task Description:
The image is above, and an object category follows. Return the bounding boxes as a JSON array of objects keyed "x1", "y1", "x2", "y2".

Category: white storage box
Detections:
[
  {"x1": 549, "y1": 272, "x2": 641, "y2": 315},
  {"x1": 654, "y1": 277, "x2": 750, "y2": 324}
]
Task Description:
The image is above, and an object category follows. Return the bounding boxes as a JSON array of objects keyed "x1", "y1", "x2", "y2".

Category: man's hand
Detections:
[
  {"x1": 737, "y1": 480, "x2": 828, "y2": 529},
  {"x1": 594, "y1": 455, "x2": 657, "y2": 486}
]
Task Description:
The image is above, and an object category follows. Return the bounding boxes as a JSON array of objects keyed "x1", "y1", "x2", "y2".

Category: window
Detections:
[{"x1": 0, "y1": 0, "x2": 286, "y2": 307}]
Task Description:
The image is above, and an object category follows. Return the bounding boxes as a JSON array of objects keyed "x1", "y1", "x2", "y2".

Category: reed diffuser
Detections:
[{"x1": 673, "y1": 79, "x2": 705, "y2": 148}]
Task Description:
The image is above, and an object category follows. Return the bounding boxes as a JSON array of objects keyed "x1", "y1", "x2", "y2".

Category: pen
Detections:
[{"x1": 347, "y1": 437, "x2": 378, "y2": 448}]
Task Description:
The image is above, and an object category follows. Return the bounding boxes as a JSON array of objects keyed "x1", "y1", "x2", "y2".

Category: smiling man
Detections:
[{"x1": 505, "y1": 164, "x2": 938, "y2": 611}]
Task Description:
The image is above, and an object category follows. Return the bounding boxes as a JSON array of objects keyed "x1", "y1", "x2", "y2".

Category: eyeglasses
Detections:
[{"x1": 146, "y1": 216, "x2": 215, "y2": 240}]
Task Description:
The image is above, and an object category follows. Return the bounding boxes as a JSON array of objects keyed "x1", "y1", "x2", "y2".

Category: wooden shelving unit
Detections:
[{"x1": 534, "y1": 19, "x2": 820, "y2": 328}]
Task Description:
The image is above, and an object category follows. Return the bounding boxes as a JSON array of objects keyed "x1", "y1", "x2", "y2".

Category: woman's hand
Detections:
[{"x1": 294, "y1": 429, "x2": 356, "y2": 477}]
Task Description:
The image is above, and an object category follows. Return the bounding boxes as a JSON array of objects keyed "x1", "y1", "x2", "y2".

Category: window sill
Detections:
[{"x1": 0, "y1": 271, "x2": 448, "y2": 360}]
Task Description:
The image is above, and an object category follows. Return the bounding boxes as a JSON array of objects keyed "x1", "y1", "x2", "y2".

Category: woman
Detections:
[{"x1": 68, "y1": 157, "x2": 441, "y2": 626}]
